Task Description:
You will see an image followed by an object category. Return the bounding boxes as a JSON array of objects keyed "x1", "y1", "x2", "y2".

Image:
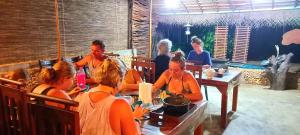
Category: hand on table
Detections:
[{"x1": 68, "y1": 87, "x2": 82, "y2": 96}]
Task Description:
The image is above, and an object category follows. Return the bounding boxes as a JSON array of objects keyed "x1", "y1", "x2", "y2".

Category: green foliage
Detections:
[{"x1": 201, "y1": 31, "x2": 215, "y2": 56}]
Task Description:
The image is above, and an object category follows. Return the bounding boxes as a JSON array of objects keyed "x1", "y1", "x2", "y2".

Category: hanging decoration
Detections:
[{"x1": 184, "y1": 23, "x2": 192, "y2": 42}]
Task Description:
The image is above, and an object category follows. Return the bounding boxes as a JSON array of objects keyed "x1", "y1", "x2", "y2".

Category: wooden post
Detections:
[
  {"x1": 54, "y1": 0, "x2": 61, "y2": 60},
  {"x1": 149, "y1": 0, "x2": 152, "y2": 59}
]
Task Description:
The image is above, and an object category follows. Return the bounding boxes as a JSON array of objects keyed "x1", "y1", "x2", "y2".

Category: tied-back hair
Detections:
[
  {"x1": 92, "y1": 40, "x2": 105, "y2": 50},
  {"x1": 39, "y1": 61, "x2": 75, "y2": 85},
  {"x1": 157, "y1": 39, "x2": 172, "y2": 55},
  {"x1": 94, "y1": 59, "x2": 123, "y2": 88},
  {"x1": 191, "y1": 36, "x2": 204, "y2": 46},
  {"x1": 171, "y1": 51, "x2": 186, "y2": 69}
]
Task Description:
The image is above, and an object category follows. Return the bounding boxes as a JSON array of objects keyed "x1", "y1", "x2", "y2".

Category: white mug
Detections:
[
  {"x1": 205, "y1": 68, "x2": 215, "y2": 79},
  {"x1": 218, "y1": 68, "x2": 225, "y2": 74}
]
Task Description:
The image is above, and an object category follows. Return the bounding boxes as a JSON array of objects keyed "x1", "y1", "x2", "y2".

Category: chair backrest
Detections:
[
  {"x1": 104, "y1": 52, "x2": 120, "y2": 58},
  {"x1": 27, "y1": 93, "x2": 80, "y2": 135},
  {"x1": 63, "y1": 56, "x2": 83, "y2": 63},
  {"x1": 0, "y1": 84, "x2": 30, "y2": 135},
  {"x1": 0, "y1": 77, "x2": 25, "y2": 89},
  {"x1": 185, "y1": 65, "x2": 202, "y2": 84},
  {"x1": 131, "y1": 57, "x2": 155, "y2": 83},
  {"x1": 38, "y1": 59, "x2": 58, "y2": 70}
]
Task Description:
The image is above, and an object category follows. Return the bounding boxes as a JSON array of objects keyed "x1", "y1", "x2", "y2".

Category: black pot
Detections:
[{"x1": 162, "y1": 94, "x2": 191, "y2": 116}]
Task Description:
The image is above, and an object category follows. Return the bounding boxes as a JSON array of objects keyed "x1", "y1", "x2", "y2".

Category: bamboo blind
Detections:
[
  {"x1": 213, "y1": 26, "x2": 229, "y2": 59},
  {"x1": 232, "y1": 26, "x2": 251, "y2": 63}
]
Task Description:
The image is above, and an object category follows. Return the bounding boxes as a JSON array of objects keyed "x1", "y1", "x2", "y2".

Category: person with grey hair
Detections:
[{"x1": 154, "y1": 39, "x2": 172, "y2": 81}]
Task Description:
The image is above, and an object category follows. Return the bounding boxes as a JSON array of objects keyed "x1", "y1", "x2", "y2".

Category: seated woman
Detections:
[
  {"x1": 32, "y1": 61, "x2": 80, "y2": 107},
  {"x1": 6, "y1": 68, "x2": 30, "y2": 82},
  {"x1": 153, "y1": 52, "x2": 203, "y2": 101},
  {"x1": 187, "y1": 36, "x2": 212, "y2": 69},
  {"x1": 0, "y1": 68, "x2": 30, "y2": 89},
  {"x1": 75, "y1": 40, "x2": 107, "y2": 85},
  {"x1": 115, "y1": 58, "x2": 142, "y2": 92},
  {"x1": 78, "y1": 59, "x2": 145, "y2": 135},
  {"x1": 154, "y1": 39, "x2": 172, "y2": 81}
]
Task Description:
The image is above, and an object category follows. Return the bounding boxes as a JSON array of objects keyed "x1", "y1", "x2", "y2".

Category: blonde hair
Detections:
[
  {"x1": 39, "y1": 61, "x2": 75, "y2": 84},
  {"x1": 171, "y1": 51, "x2": 186, "y2": 69},
  {"x1": 93, "y1": 59, "x2": 123, "y2": 88},
  {"x1": 157, "y1": 39, "x2": 172, "y2": 55}
]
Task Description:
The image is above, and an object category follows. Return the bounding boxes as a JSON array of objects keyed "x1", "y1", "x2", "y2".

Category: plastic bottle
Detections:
[{"x1": 76, "y1": 67, "x2": 86, "y2": 90}]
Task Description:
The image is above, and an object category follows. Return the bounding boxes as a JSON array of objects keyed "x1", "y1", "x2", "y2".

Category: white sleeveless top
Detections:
[{"x1": 78, "y1": 90, "x2": 116, "y2": 135}]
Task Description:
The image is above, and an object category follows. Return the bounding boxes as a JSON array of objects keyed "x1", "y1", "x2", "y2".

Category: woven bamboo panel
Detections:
[
  {"x1": 232, "y1": 26, "x2": 251, "y2": 63},
  {"x1": 214, "y1": 26, "x2": 228, "y2": 59}
]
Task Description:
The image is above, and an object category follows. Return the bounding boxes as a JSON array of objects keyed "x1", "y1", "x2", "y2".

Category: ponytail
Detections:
[
  {"x1": 171, "y1": 51, "x2": 186, "y2": 69},
  {"x1": 39, "y1": 61, "x2": 75, "y2": 85},
  {"x1": 39, "y1": 67, "x2": 57, "y2": 84}
]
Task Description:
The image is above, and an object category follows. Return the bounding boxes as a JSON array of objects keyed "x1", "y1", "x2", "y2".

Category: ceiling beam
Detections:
[
  {"x1": 180, "y1": 0, "x2": 189, "y2": 14},
  {"x1": 196, "y1": 0, "x2": 204, "y2": 13},
  {"x1": 249, "y1": 0, "x2": 253, "y2": 10},
  {"x1": 295, "y1": 0, "x2": 299, "y2": 7},
  {"x1": 228, "y1": 0, "x2": 235, "y2": 11},
  {"x1": 212, "y1": 0, "x2": 219, "y2": 12}
]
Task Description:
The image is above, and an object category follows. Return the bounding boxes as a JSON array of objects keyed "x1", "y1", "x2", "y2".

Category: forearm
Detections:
[
  {"x1": 183, "y1": 93, "x2": 202, "y2": 101},
  {"x1": 123, "y1": 83, "x2": 139, "y2": 91}
]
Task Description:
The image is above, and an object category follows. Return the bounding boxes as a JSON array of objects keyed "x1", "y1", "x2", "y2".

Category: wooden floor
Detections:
[{"x1": 202, "y1": 84, "x2": 300, "y2": 135}]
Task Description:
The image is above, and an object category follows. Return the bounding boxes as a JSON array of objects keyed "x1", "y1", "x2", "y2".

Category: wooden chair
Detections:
[
  {"x1": 0, "y1": 83, "x2": 31, "y2": 135},
  {"x1": 0, "y1": 77, "x2": 25, "y2": 89},
  {"x1": 27, "y1": 93, "x2": 80, "y2": 135},
  {"x1": 131, "y1": 57, "x2": 155, "y2": 83},
  {"x1": 63, "y1": 56, "x2": 83, "y2": 63},
  {"x1": 185, "y1": 65, "x2": 208, "y2": 101},
  {"x1": 38, "y1": 59, "x2": 58, "y2": 70},
  {"x1": 104, "y1": 52, "x2": 120, "y2": 58}
]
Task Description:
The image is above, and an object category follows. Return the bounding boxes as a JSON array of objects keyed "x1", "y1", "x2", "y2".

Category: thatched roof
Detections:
[
  {"x1": 157, "y1": 9, "x2": 300, "y2": 27},
  {"x1": 153, "y1": 0, "x2": 300, "y2": 27}
]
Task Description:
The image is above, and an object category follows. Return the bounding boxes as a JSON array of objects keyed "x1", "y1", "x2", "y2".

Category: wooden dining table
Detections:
[
  {"x1": 119, "y1": 69, "x2": 242, "y2": 130},
  {"x1": 140, "y1": 101, "x2": 208, "y2": 135},
  {"x1": 201, "y1": 70, "x2": 242, "y2": 128}
]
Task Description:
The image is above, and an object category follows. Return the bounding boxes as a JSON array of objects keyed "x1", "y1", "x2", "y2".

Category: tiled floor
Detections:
[{"x1": 202, "y1": 84, "x2": 300, "y2": 135}]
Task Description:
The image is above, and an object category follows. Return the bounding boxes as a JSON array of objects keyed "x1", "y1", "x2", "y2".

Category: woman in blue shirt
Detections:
[{"x1": 187, "y1": 36, "x2": 212, "y2": 68}]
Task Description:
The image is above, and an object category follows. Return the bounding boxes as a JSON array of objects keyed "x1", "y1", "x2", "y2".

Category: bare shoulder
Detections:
[
  {"x1": 183, "y1": 71, "x2": 195, "y2": 79},
  {"x1": 111, "y1": 98, "x2": 131, "y2": 113},
  {"x1": 162, "y1": 70, "x2": 171, "y2": 77},
  {"x1": 47, "y1": 89, "x2": 71, "y2": 100}
]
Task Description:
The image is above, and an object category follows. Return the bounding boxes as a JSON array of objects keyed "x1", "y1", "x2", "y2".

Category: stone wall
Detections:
[{"x1": 0, "y1": 0, "x2": 129, "y2": 65}]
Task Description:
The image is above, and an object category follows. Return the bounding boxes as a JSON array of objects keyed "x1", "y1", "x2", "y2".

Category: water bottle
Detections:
[{"x1": 76, "y1": 67, "x2": 86, "y2": 90}]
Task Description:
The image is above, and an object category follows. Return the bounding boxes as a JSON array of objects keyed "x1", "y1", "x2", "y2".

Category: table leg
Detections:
[
  {"x1": 194, "y1": 124, "x2": 204, "y2": 135},
  {"x1": 219, "y1": 86, "x2": 228, "y2": 129},
  {"x1": 232, "y1": 85, "x2": 239, "y2": 112}
]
